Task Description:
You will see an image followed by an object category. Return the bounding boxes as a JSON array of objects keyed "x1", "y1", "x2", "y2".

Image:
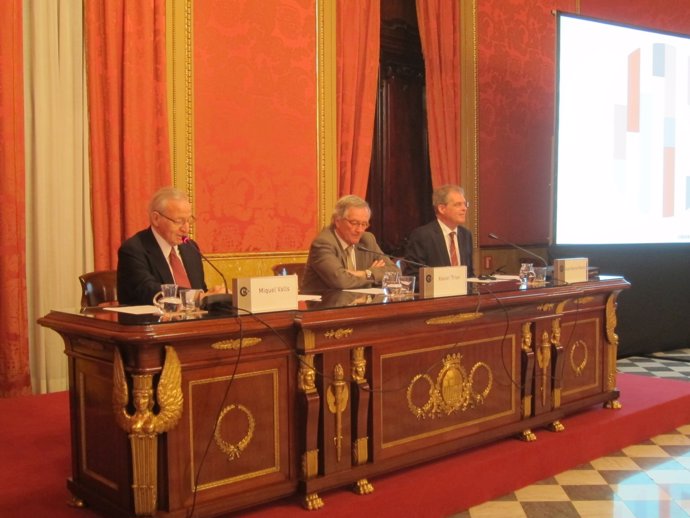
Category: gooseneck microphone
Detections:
[
  {"x1": 182, "y1": 236, "x2": 234, "y2": 310},
  {"x1": 488, "y1": 233, "x2": 548, "y2": 266},
  {"x1": 355, "y1": 245, "x2": 429, "y2": 269}
]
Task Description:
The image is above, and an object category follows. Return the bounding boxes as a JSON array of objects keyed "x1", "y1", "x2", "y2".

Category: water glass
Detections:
[
  {"x1": 382, "y1": 271, "x2": 401, "y2": 295},
  {"x1": 180, "y1": 288, "x2": 203, "y2": 312},
  {"x1": 519, "y1": 263, "x2": 536, "y2": 287},
  {"x1": 399, "y1": 275, "x2": 416, "y2": 294},
  {"x1": 533, "y1": 266, "x2": 547, "y2": 286},
  {"x1": 153, "y1": 283, "x2": 181, "y2": 313}
]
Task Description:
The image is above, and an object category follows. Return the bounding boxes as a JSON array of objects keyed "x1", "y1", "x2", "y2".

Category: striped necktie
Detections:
[
  {"x1": 449, "y1": 231, "x2": 459, "y2": 266},
  {"x1": 346, "y1": 245, "x2": 356, "y2": 270}
]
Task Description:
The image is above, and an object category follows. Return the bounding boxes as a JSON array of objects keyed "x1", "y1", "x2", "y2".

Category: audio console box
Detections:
[{"x1": 553, "y1": 257, "x2": 589, "y2": 284}]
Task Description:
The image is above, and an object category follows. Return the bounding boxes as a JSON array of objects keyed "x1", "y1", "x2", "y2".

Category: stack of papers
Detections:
[{"x1": 468, "y1": 275, "x2": 520, "y2": 284}]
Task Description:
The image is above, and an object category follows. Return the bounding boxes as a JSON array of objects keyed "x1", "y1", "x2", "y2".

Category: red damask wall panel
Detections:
[
  {"x1": 477, "y1": 0, "x2": 572, "y2": 246},
  {"x1": 477, "y1": 0, "x2": 690, "y2": 246},
  {"x1": 581, "y1": 0, "x2": 690, "y2": 35},
  {"x1": 193, "y1": 0, "x2": 317, "y2": 253}
]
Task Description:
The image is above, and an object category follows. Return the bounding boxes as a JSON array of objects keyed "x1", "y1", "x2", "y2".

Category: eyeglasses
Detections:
[
  {"x1": 155, "y1": 211, "x2": 197, "y2": 226},
  {"x1": 444, "y1": 201, "x2": 471, "y2": 208},
  {"x1": 344, "y1": 219, "x2": 370, "y2": 229}
]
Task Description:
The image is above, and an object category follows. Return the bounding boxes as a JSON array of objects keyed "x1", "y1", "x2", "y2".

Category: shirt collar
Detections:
[
  {"x1": 151, "y1": 227, "x2": 174, "y2": 259},
  {"x1": 437, "y1": 218, "x2": 457, "y2": 237},
  {"x1": 333, "y1": 228, "x2": 353, "y2": 253}
]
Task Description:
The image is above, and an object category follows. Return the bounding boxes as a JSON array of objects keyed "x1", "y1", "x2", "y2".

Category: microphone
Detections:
[
  {"x1": 355, "y1": 245, "x2": 428, "y2": 269},
  {"x1": 488, "y1": 233, "x2": 548, "y2": 266},
  {"x1": 182, "y1": 237, "x2": 234, "y2": 311}
]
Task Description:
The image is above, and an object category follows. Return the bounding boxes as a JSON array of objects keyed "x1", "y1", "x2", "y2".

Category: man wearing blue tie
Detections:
[{"x1": 403, "y1": 184, "x2": 474, "y2": 279}]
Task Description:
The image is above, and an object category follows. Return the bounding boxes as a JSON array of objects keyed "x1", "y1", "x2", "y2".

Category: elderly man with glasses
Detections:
[
  {"x1": 117, "y1": 186, "x2": 221, "y2": 306},
  {"x1": 301, "y1": 195, "x2": 400, "y2": 293}
]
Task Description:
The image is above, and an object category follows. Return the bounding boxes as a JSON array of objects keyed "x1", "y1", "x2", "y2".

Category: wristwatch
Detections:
[{"x1": 365, "y1": 269, "x2": 373, "y2": 280}]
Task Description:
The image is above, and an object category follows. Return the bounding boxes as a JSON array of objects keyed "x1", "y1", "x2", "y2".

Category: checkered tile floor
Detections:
[
  {"x1": 617, "y1": 349, "x2": 690, "y2": 381},
  {"x1": 450, "y1": 349, "x2": 690, "y2": 518}
]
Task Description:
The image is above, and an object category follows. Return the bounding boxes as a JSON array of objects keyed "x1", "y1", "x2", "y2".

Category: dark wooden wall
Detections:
[{"x1": 367, "y1": 0, "x2": 434, "y2": 257}]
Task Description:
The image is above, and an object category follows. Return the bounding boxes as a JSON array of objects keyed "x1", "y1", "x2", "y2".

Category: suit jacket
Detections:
[
  {"x1": 300, "y1": 227, "x2": 400, "y2": 293},
  {"x1": 403, "y1": 220, "x2": 474, "y2": 279},
  {"x1": 117, "y1": 227, "x2": 207, "y2": 306}
]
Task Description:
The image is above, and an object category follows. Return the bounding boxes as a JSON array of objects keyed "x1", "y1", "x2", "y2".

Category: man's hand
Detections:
[{"x1": 205, "y1": 284, "x2": 228, "y2": 296}]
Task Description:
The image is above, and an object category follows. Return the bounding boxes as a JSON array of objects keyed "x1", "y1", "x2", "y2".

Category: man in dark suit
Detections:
[
  {"x1": 301, "y1": 195, "x2": 400, "y2": 293},
  {"x1": 403, "y1": 184, "x2": 474, "y2": 279},
  {"x1": 117, "y1": 187, "x2": 214, "y2": 306}
]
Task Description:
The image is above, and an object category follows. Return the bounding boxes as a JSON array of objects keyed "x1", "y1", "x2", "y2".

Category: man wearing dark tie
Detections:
[
  {"x1": 403, "y1": 184, "x2": 474, "y2": 279},
  {"x1": 117, "y1": 186, "x2": 215, "y2": 305},
  {"x1": 301, "y1": 195, "x2": 400, "y2": 293}
]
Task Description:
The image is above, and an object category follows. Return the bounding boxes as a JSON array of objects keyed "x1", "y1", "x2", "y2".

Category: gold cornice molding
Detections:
[
  {"x1": 166, "y1": 0, "x2": 194, "y2": 205},
  {"x1": 201, "y1": 251, "x2": 308, "y2": 283},
  {"x1": 317, "y1": 0, "x2": 338, "y2": 229}
]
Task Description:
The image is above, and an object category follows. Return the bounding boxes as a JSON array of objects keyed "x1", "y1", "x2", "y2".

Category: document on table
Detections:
[
  {"x1": 298, "y1": 294, "x2": 322, "y2": 301},
  {"x1": 344, "y1": 288, "x2": 385, "y2": 295},
  {"x1": 103, "y1": 305, "x2": 161, "y2": 315},
  {"x1": 467, "y1": 275, "x2": 521, "y2": 284}
]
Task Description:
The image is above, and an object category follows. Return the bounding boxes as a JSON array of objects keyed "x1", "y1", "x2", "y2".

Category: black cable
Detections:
[
  {"x1": 477, "y1": 281, "x2": 525, "y2": 392},
  {"x1": 186, "y1": 308, "x2": 251, "y2": 518},
  {"x1": 185, "y1": 281, "x2": 585, "y2": 517}
]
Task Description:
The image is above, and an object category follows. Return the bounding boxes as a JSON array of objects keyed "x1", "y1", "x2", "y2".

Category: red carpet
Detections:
[{"x1": 2, "y1": 373, "x2": 689, "y2": 518}]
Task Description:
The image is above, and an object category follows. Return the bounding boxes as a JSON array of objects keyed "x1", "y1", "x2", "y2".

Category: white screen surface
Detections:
[{"x1": 555, "y1": 13, "x2": 690, "y2": 244}]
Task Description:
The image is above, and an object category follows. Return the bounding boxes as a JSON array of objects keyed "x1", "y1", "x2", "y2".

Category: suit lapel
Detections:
[
  {"x1": 431, "y1": 222, "x2": 451, "y2": 266},
  {"x1": 142, "y1": 228, "x2": 174, "y2": 283},
  {"x1": 330, "y1": 228, "x2": 350, "y2": 268}
]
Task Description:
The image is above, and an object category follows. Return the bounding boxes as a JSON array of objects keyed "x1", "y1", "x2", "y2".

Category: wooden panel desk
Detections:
[{"x1": 39, "y1": 276, "x2": 629, "y2": 517}]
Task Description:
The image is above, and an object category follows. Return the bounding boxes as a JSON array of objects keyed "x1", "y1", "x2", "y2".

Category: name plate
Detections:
[
  {"x1": 419, "y1": 266, "x2": 467, "y2": 298},
  {"x1": 553, "y1": 258, "x2": 589, "y2": 284},
  {"x1": 232, "y1": 275, "x2": 298, "y2": 314}
]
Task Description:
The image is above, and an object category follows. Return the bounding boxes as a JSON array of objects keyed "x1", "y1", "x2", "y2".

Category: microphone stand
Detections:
[
  {"x1": 182, "y1": 237, "x2": 234, "y2": 311},
  {"x1": 488, "y1": 233, "x2": 548, "y2": 266},
  {"x1": 355, "y1": 245, "x2": 428, "y2": 269}
]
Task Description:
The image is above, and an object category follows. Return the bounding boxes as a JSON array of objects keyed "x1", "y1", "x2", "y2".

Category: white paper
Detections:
[
  {"x1": 344, "y1": 288, "x2": 385, "y2": 295},
  {"x1": 298, "y1": 294, "x2": 322, "y2": 301},
  {"x1": 103, "y1": 305, "x2": 161, "y2": 315},
  {"x1": 467, "y1": 274, "x2": 521, "y2": 284}
]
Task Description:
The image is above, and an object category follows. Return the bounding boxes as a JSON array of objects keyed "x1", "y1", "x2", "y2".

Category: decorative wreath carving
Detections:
[
  {"x1": 214, "y1": 404, "x2": 256, "y2": 461},
  {"x1": 406, "y1": 354, "x2": 493, "y2": 419},
  {"x1": 569, "y1": 339, "x2": 588, "y2": 376}
]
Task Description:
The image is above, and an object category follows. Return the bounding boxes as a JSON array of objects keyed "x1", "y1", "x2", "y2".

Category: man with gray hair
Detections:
[
  {"x1": 403, "y1": 184, "x2": 474, "y2": 279},
  {"x1": 301, "y1": 195, "x2": 400, "y2": 292},
  {"x1": 117, "y1": 186, "x2": 216, "y2": 305}
]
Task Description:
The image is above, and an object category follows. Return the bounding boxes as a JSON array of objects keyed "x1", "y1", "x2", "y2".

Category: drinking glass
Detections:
[
  {"x1": 382, "y1": 271, "x2": 401, "y2": 295},
  {"x1": 399, "y1": 275, "x2": 416, "y2": 295},
  {"x1": 180, "y1": 288, "x2": 203, "y2": 312},
  {"x1": 153, "y1": 284, "x2": 181, "y2": 313},
  {"x1": 518, "y1": 263, "x2": 535, "y2": 287},
  {"x1": 533, "y1": 266, "x2": 547, "y2": 286}
]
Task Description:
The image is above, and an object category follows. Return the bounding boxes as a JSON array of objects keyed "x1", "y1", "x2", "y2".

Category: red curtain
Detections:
[
  {"x1": 416, "y1": 0, "x2": 461, "y2": 188},
  {"x1": 337, "y1": 0, "x2": 380, "y2": 198},
  {"x1": 0, "y1": 0, "x2": 31, "y2": 396},
  {"x1": 85, "y1": 0, "x2": 171, "y2": 269}
]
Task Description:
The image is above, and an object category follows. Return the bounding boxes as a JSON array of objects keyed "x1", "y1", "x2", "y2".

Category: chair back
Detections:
[
  {"x1": 271, "y1": 263, "x2": 306, "y2": 279},
  {"x1": 79, "y1": 270, "x2": 118, "y2": 307}
]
